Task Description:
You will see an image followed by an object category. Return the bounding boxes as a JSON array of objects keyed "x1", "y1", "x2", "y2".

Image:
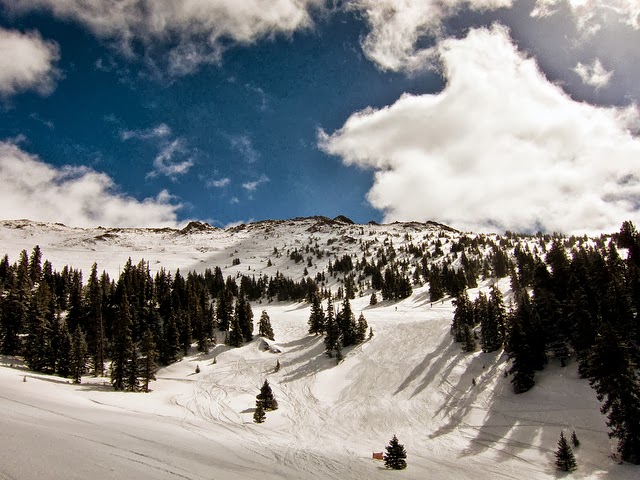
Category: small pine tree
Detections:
[
  {"x1": 555, "y1": 432, "x2": 577, "y2": 472},
  {"x1": 384, "y1": 434, "x2": 407, "y2": 470},
  {"x1": 195, "y1": 364, "x2": 200, "y2": 374},
  {"x1": 258, "y1": 310, "x2": 275, "y2": 340},
  {"x1": 571, "y1": 430, "x2": 580, "y2": 448},
  {"x1": 368, "y1": 327, "x2": 374, "y2": 339},
  {"x1": 253, "y1": 400, "x2": 266, "y2": 423},
  {"x1": 275, "y1": 359, "x2": 280, "y2": 372},
  {"x1": 356, "y1": 312, "x2": 368, "y2": 344},
  {"x1": 257, "y1": 379, "x2": 278, "y2": 411},
  {"x1": 369, "y1": 292, "x2": 378, "y2": 306}
]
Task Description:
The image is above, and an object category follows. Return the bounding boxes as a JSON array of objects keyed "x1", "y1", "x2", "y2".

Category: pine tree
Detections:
[
  {"x1": 324, "y1": 297, "x2": 339, "y2": 358},
  {"x1": 253, "y1": 399, "x2": 266, "y2": 423},
  {"x1": 70, "y1": 326, "x2": 88, "y2": 384},
  {"x1": 571, "y1": 430, "x2": 580, "y2": 448},
  {"x1": 55, "y1": 320, "x2": 72, "y2": 378},
  {"x1": 256, "y1": 379, "x2": 278, "y2": 411},
  {"x1": 111, "y1": 294, "x2": 134, "y2": 391},
  {"x1": 307, "y1": 293, "x2": 325, "y2": 335},
  {"x1": 555, "y1": 432, "x2": 577, "y2": 472},
  {"x1": 139, "y1": 329, "x2": 158, "y2": 393},
  {"x1": 228, "y1": 308, "x2": 244, "y2": 348},
  {"x1": 480, "y1": 285, "x2": 505, "y2": 352},
  {"x1": 462, "y1": 324, "x2": 476, "y2": 352},
  {"x1": 356, "y1": 313, "x2": 368, "y2": 344},
  {"x1": 125, "y1": 342, "x2": 140, "y2": 392},
  {"x1": 162, "y1": 313, "x2": 182, "y2": 364},
  {"x1": 384, "y1": 435, "x2": 407, "y2": 470},
  {"x1": 587, "y1": 323, "x2": 640, "y2": 463},
  {"x1": 507, "y1": 293, "x2": 536, "y2": 394},
  {"x1": 337, "y1": 297, "x2": 357, "y2": 347},
  {"x1": 369, "y1": 292, "x2": 378, "y2": 306},
  {"x1": 258, "y1": 310, "x2": 275, "y2": 340},
  {"x1": 451, "y1": 290, "x2": 473, "y2": 343}
]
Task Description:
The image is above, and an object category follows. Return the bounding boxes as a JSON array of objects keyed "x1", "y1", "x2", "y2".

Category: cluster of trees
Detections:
[
  {"x1": 450, "y1": 222, "x2": 640, "y2": 464},
  {"x1": 307, "y1": 294, "x2": 369, "y2": 360},
  {"x1": 0, "y1": 250, "x2": 287, "y2": 391},
  {"x1": 253, "y1": 379, "x2": 278, "y2": 423}
]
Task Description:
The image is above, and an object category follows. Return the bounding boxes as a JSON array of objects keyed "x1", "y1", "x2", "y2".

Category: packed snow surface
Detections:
[{"x1": 0, "y1": 218, "x2": 636, "y2": 478}]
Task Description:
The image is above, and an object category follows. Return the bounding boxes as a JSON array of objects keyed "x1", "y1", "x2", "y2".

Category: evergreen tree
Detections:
[
  {"x1": 507, "y1": 292, "x2": 539, "y2": 394},
  {"x1": 125, "y1": 342, "x2": 140, "y2": 392},
  {"x1": 571, "y1": 430, "x2": 580, "y2": 448},
  {"x1": 70, "y1": 326, "x2": 88, "y2": 384},
  {"x1": 258, "y1": 310, "x2": 275, "y2": 340},
  {"x1": 111, "y1": 294, "x2": 134, "y2": 391},
  {"x1": 227, "y1": 308, "x2": 244, "y2": 348},
  {"x1": 481, "y1": 285, "x2": 505, "y2": 352},
  {"x1": 56, "y1": 321, "x2": 72, "y2": 378},
  {"x1": 324, "y1": 297, "x2": 339, "y2": 357},
  {"x1": 337, "y1": 297, "x2": 357, "y2": 347},
  {"x1": 384, "y1": 435, "x2": 407, "y2": 470},
  {"x1": 587, "y1": 323, "x2": 640, "y2": 463},
  {"x1": 307, "y1": 293, "x2": 325, "y2": 335},
  {"x1": 369, "y1": 292, "x2": 378, "y2": 306},
  {"x1": 462, "y1": 324, "x2": 476, "y2": 352},
  {"x1": 162, "y1": 313, "x2": 182, "y2": 364},
  {"x1": 1, "y1": 260, "x2": 31, "y2": 355},
  {"x1": 256, "y1": 379, "x2": 278, "y2": 411},
  {"x1": 451, "y1": 290, "x2": 473, "y2": 343},
  {"x1": 253, "y1": 399, "x2": 266, "y2": 423},
  {"x1": 23, "y1": 283, "x2": 52, "y2": 372},
  {"x1": 139, "y1": 329, "x2": 158, "y2": 393},
  {"x1": 555, "y1": 432, "x2": 577, "y2": 472},
  {"x1": 236, "y1": 291, "x2": 254, "y2": 342},
  {"x1": 356, "y1": 313, "x2": 368, "y2": 344}
]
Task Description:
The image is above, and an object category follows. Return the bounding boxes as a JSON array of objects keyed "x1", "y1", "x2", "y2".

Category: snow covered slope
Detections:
[{"x1": 0, "y1": 218, "x2": 635, "y2": 479}]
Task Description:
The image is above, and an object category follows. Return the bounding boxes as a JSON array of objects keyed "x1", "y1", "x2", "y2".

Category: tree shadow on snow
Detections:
[
  {"x1": 278, "y1": 335, "x2": 342, "y2": 384},
  {"x1": 429, "y1": 351, "x2": 504, "y2": 439},
  {"x1": 393, "y1": 334, "x2": 461, "y2": 398}
]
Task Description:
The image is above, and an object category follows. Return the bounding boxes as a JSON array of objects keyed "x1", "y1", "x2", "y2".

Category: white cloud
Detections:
[
  {"x1": 207, "y1": 177, "x2": 231, "y2": 188},
  {"x1": 229, "y1": 134, "x2": 259, "y2": 163},
  {"x1": 242, "y1": 175, "x2": 269, "y2": 193},
  {"x1": 120, "y1": 123, "x2": 171, "y2": 140},
  {"x1": 148, "y1": 139, "x2": 194, "y2": 179},
  {"x1": 0, "y1": 141, "x2": 182, "y2": 228},
  {"x1": 0, "y1": 27, "x2": 60, "y2": 97},
  {"x1": 348, "y1": 0, "x2": 513, "y2": 72},
  {"x1": 320, "y1": 25, "x2": 640, "y2": 234},
  {"x1": 3, "y1": 0, "x2": 325, "y2": 75},
  {"x1": 532, "y1": 1, "x2": 640, "y2": 31},
  {"x1": 574, "y1": 58, "x2": 614, "y2": 89}
]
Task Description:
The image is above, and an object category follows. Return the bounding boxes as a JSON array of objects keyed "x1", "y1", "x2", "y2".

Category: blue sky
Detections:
[{"x1": 1, "y1": 1, "x2": 640, "y2": 233}]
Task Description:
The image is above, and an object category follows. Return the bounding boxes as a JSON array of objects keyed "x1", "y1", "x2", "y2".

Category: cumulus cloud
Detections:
[
  {"x1": 242, "y1": 174, "x2": 269, "y2": 193},
  {"x1": 0, "y1": 141, "x2": 182, "y2": 227},
  {"x1": 532, "y1": 0, "x2": 640, "y2": 32},
  {"x1": 207, "y1": 177, "x2": 231, "y2": 188},
  {"x1": 348, "y1": 0, "x2": 513, "y2": 72},
  {"x1": 0, "y1": 27, "x2": 60, "y2": 97},
  {"x1": 574, "y1": 58, "x2": 613, "y2": 89},
  {"x1": 3, "y1": 0, "x2": 325, "y2": 75},
  {"x1": 320, "y1": 25, "x2": 640, "y2": 234},
  {"x1": 148, "y1": 139, "x2": 194, "y2": 179}
]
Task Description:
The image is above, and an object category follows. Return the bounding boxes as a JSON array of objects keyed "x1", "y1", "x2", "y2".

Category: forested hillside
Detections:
[{"x1": 1, "y1": 216, "x2": 639, "y2": 477}]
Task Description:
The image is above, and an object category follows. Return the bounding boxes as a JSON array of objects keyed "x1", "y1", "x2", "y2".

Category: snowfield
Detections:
[{"x1": 0, "y1": 218, "x2": 637, "y2": 479}]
